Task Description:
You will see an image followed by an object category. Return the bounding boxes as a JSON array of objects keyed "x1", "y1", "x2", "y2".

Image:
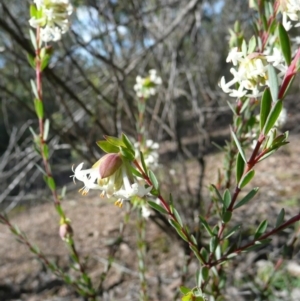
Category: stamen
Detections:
[{"x1": 114, "y1": 199, "x2": 123, "y2": 208}]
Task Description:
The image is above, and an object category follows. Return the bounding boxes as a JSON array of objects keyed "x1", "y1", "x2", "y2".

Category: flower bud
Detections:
[
  {"x1": 59, "y1": 223, "x2": 73, "y2": 241},
  {"x1": 95, "y1": 153, "x2": 123, "y2": 179}
]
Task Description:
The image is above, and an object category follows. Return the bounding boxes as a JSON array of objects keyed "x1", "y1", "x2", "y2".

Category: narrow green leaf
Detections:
[
  {"x1": 173, "y1": 208, "x2": 183, "y2": 227},
  {"x1": 30, "y1": 79, "x2": 38, "y2": 99},
  {"x1": 41, "y1": 54, "x2": 50, "y2": 71},
  {"x1": 43, "y1": 119, "x2": 50, "y2": 141},
  {"x1": 55, "y1": 204, "x2": 64, "y2": 217},
  {"x1": 223, "y1": 189, "x2": 231, "y2": 209},
  {"x1": 128, "y1": 165, "x2": 143, "y2": 178},
  {"x1": 248, "y1": 36, "x2": 256, "y2": 53},
  {"x1": 246, "y1": 239, "x2": 272, "y2": 251},
  {"x1": 209, "y1": 236, "x2": 218, "y2": 253},
  {"x1": 180, "y1": 286, "x2": 191, "y2": 295},
  {"x1": 29, "y1": 29, "x2": 37, "y2": 50},
  {"x1": 231, "y1": 129, "x2": 247, "y2": 163},
  {"x1": 254, "y1": 220, "x2": 268, "y2": 239},
  {"x1": 104, "y1": 135, "x2": 125, "y2": 147},
  {"x1": 120, "y1": 147, "x2": 135, "y2": 161},
  {"x1": 234, "y1": 187, "x2": 259, "y2": 209},
  {"x1": 200, "y1": 247, "x2": 209, "y2": 262},
  {"x1": 227, "y1": 101, "x2": 237, "y2": 115},
  {"x1": 275, "y1": 208, "x2": 285, "y2": 228},
  {"x1": 34, "y1": 99, "x2": 44, "y2": 119},
  {"x1": 223, "y1": 224, "x2": 241, "y2": 240},
  {"x1": 46, "y1": 176, "x2": 56, "y2": 191},
  {"x1": 278, "y1": 23, "x2": 291, "y2": 65},
  {"x1": 121, "y1": 133, "x2": 135, "y2": 153},
  {"x1": 238, "y1": 169, "x2": 255, "y2": 189},
  {"x1": 148, "y1": 170, "x2": 159, "y2": 190},
  {"x1": 263, "y1": 100, "x2": 283, "y2": 135},
  {"x1": 210, "y1": 184, "x2": 223, "y2": 203},
  {"x1": 139, "y1": 151, "x2": 148, "y2": 173},
  {"x1": 27, "y1": 53, "x2": 36, "y2": 69},
  {"x1": 236, "y1": 153, "x2": 245, "y2": 183},
  {"x1": 169, "y1": 219, "x2": 188, "y2": 242},
  {"x1": 199, "y1": 216, "x2": 213, "y2": 236},
  {"x1": 96, "y1": 141, "x2": 119, "y2": 153},
  {"x1": 190, "y1": 244, "x2": 204, "y2": 263},
  {"x1": 43, "y1": 144, "x2": 49, "y2": 159},
  {"x1": 260, "y1": 88, "x2": 272, "y2": 131},
  {"x1": 268, "y1": 65, "x2": 279, "y2": 102},
  {"x1": 148, "y1": 201, "x2": 168, "y2": 215}
]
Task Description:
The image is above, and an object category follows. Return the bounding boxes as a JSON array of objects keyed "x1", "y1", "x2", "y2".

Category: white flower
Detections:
[
  {"x1": 29, "y1": 0, "x2": 73, "y2": 42},
  {"x1": 72, "y1": 158, "x2": 152, "y2": 208},
  {"x1": 280, "y1": 0, "x2": 300, "y2": 30},
  {"x1": 133, "y1": 70, "x2": 162, "y2": 99},
  {"x1": 141, "y1": 205, "x2": 151, "y2": 219}
]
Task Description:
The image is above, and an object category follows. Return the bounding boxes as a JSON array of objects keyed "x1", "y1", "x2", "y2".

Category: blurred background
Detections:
[{"x1": 1, "y1": 0, "x2": 300, "y2": 300}]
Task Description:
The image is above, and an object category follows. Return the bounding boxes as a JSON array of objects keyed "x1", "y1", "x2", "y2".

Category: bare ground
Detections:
[{"x1": 1, "y1": 135, "x2": 300, "y2": 301}]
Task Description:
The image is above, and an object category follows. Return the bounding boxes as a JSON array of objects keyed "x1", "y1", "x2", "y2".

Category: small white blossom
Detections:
[
  {"x1": 133, "y1": 69, "x2": 162, "y2": 99},
  {"x1": 72, "y1": 159, "x2": 152, "y2": 208},
  {"x1": 29, "y1": 0, "x2": 73, "y2": 42},
  {"x1": 280, "y1": 0, "x2": 300, "y2": 30}
]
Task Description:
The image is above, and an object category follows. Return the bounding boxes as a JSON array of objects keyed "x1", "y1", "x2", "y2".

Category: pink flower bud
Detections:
[
  {"x1": 59, "y1": 223, "x2": 73, "y2": 241},
  {"x1": 97, "y1": 153, "x2": 123, "y2": 179}
]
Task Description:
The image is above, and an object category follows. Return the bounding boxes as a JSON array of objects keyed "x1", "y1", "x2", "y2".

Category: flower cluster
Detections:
[
  {"x1": 29, "y1": 0, "x2": 73, "y2": 42},
  {"x1": 220, "y1": 40, "x2": 288, "y2": 98},
  {"x1": 220, "y1": 48, "x2": 269, "y2": 98},
  {"x1": 280, "y1": 0, "x2": 300, "y2": 30},
  {"x1": 72, "y1": 153, "x2": 152, "y2": 208},
  {"x1": 134, "y1": 69, "x2": 162, "y2": 98}
]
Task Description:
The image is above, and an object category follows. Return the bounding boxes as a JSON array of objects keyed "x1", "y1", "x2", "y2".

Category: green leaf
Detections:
[
  {"x1": 180, "y1": 286, "x2": 191, "y2": 295},
  {"x1": 139, "y1": 151, "x2": 148, "y2": 173},
  {"x1": 236, "y1": 153, "x2": 245, "y2": 183},
  {"x1": 260, "y1": 88, "x2": 272, "y2": 131},
  {"x1": 173, "y1": 208, "x2": 183, "y2": 226},
  {"x1": 275, "y1": 208, "x2": 285, "y2": 228},
  {"x1": 27, "y1": 53, "x2": 36, "y2": 69},
  {"x1": 254, "y1": 220, "x2": 268, "y2": 239},
  {"x1": 46, "y1": 176, "x2": 56, "y2": 191},
  {"x1": 29, "y1": 29, "x2": 37, "y2": 50},
  {"x1": 120, "y1": 147, "x2": 135, "y2": 161},
  {"x1": 278, "y1": 23, "x2": 291, "y2": 66},
  {"x1": 190, "y1": 244, "x2": 204, "y2": 264},
  {"x1": 96, "y1": 141, "x2": 119, "y2": 153},
  {"x1": 268, "y1": 65, "x2": 279, "y2": 102},
  {"x1": 199, "y1": 216, "x2": 213, "y2": 236},
  {"x1": 121, "y1": 133, "x2": 135, "y2": 153},
  {"x1": 234, "y1": 187, "x2": 259, "y2": 209},
  {"x1": 222, "y1": 211, "x2": 232, "y2": 223},
  {"x1": 128, "y1": 165, "x2": 143, "y2": 178},
  {"x1": 231, "y1": 129, "x2": 247, "y2": 163},
  {"x1": 263, "y1": 99, "x2": 283, "y2": 135},
  {"x1": 223, "y1": 224, "x2": 241, "y2": 240},
  {"x1": 148, "y1": 170, "x2": 159, "y2": 190},
  {"x1": 41, "y1": 54, "x2": 50, "y2": 71},
  {"x1": 210, "y1": 184, "x2": 223, "y2": 202},
  {"x1": 201, "y1": 266, "x2": 209, "y2": 281},
  {"x1": 169, "y1": 219, "x2": 188, "y2": 242},
  {"x1": 238, "y1": 169, "x2": 255, "y2": 189},
  {"x1": 43, "y1": 119, "x2": 50, "y2": 141},
  {"x1": 148, "y1": 200, "x2": 168, "y2": 215},
  {"x1": 248, "y1": 36, "x2": 256, "y2": 53},
  {"x1": 209, "y1": 236, "x2": 218, "y2": 252},
  {"x1": 246, "y1": 239, "x2": 272, "y2": 251},
  {"x1": 34, "y1": 99, "x2": 44, "y2": 119},
  {"x1": 223, "y1": 189, "x2": 231, "y2": 209},
  {"x1": 30, "y1": 79, "x2": 38, "y2": 99},
  {"x1": 104, "y1": 135, "x2": 125, "y2": 147},
  {"x1": 55, "y1": 204, "x2": 64, "y2": 217},
  {"x1": 43, "y1": 144, "x2": 49, "y2": 159}
]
